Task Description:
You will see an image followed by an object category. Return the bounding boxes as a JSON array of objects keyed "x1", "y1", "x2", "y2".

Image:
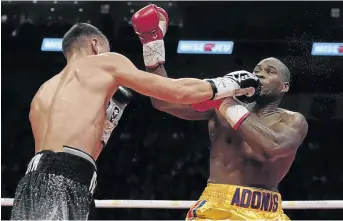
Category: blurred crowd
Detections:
[{"x1": 2, "y1": 1, "x2": 343, "y2": 220}]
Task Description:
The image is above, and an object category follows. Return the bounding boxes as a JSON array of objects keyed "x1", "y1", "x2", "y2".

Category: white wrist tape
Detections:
[
  {"x1": 143, "y1": 40, "x2": 165, "y2": 68},
  {"x1": 159, "y1": 21, "x2": 167, "y2": 35},
  {"x1": 205, "y1": 77, "x2": 240, "y2": 100},
  {"x1": 219, "y1": 99, "x2": 250, "y2": 130}
]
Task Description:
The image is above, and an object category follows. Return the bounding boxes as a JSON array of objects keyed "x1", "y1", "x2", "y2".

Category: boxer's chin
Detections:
[
  {"x1": 258, "y1": 89, "x2": 268, "y2": 98},
  {"x1": 255, "y1": 93, "x2": 274, "y2": 105}
]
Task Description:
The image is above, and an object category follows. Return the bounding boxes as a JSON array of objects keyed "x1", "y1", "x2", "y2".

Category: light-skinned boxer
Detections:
[{"x1": 10, "y1": 22, "x2": 255, "y2": 220}]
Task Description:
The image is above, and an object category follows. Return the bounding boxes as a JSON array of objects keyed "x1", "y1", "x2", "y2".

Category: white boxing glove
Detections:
[{"x1": 206, "y1": 70, "x2": 261, "y2": 102}]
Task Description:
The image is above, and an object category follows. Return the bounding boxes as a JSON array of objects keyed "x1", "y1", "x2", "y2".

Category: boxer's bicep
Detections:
[
  {"x1": 277, "y1": 113, "x2": 308, "y2": 149},
  {"x1": 269, "y1": 113, "x2": 308, "y2": 159}
]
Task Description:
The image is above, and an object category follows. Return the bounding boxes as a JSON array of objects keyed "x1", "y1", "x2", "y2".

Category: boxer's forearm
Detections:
[
  {"x1": 124, "y1": 70, "x2": 214, "y2": 104},
  {"x1": 147, "y1": 65, "x2": 172, "y2": 107},
  {"x1": 236, "y1": 115, "x2": 281, "y2": 157},
  {"x1": 159, "y1": 77, "x2": 214, "y2": 104},
  {"x1": 219, "y1": 98, "x2": 306, "y2": 160},
  {"x1": 147, "y1": 65, "x2": 212, "y2": 120},
  {"x1": 236, "y1": 113, "x2": 307, "y2": 160}
]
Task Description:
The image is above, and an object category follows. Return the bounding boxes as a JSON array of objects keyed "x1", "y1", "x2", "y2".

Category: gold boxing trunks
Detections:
[{"x1": 186, "y1": 183, "x2": 290, "y2": 220}]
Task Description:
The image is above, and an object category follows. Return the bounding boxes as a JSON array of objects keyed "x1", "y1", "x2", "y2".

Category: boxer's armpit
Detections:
[{"x1": 237, "y1": 112, "x2": 308, "y2": 161}]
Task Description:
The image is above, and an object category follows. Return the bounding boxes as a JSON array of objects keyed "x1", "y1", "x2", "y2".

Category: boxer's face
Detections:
[
  {"x1": 91, "y1": 37, "x2": 110, "y2": 55},
  {"x1": 253, "y1": 61, "x2": 289, "y2": 98}
]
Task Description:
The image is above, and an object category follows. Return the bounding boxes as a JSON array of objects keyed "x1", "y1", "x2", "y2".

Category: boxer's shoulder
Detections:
[
  {"x1": 277, "y1": 108, "x2": 306, "y2": 124},
  {"x1": 79, "y1": 52, "x2": 126, "y2": 65},
  {"x1": 33, "y1": 75, "x2": 60, "y2": 102},
  {"x1": 275, "y1": 109, "x2": 308, "y2": 138},
  {"x1": 74, "y1": 52, "x2": 135, "y2": 80}
]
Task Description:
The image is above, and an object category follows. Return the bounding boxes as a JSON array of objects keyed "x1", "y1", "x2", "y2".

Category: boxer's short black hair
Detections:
[{"x1": 62, "y1": 23, "x2": 107, "y2": 54}]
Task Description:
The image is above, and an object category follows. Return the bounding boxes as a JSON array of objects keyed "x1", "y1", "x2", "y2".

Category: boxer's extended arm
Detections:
[
  {"x1": 114, "y1": 54, "x2": 213, "y2": 104},
  {"x1": 219, "y1": 99, "x2": 308, "y2": 161},
  {"x1": 83, "y1": 52, "x2": 213, "y2": 104},
  {"x1": 148, "y1": 65, "x2": 213, "y2": 120}
]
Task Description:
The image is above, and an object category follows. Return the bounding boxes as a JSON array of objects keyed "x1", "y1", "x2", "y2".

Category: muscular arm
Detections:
[
  {"x1": 237, "y1": 111, "x2": 308, "y2": 161},
  {"x1": 105, "y1": 53, "x2": 214, "y2": 104},
  {"x1": 147, "y1": 65, "x2": 212, "y2": 120}
]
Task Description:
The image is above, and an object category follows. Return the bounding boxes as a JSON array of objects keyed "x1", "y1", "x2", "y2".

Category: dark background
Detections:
[{"x1": 1, "y1": 1, "x2": 343, "y2": 219}]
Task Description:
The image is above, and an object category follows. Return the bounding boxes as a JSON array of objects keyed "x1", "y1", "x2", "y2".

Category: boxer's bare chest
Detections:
[
  {"x1": 209, "y1": 109, "x2": 285, "y2": 148},
  {"x1": 206, "y1": 109, "x2": 287, "y2": 185}
]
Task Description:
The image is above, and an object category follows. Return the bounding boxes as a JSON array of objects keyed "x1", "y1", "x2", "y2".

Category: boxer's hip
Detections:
[
  {"x1": 186, "y1": 183, "x2": 289, "y2": 220},
  {"x1": 23, "y1": 146, "x2": 97, "y2": 194},
  {"x1": 11, "y1": 146, "x2": 97, "y2": 220}
]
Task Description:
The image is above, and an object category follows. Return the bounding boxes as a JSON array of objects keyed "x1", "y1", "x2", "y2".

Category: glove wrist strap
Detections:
[
  {"x1": 143, "y1": 40, "x2": 165, "y2": 68},
  {"x1": 205, "y1": 77, "x2": 240, "y2": 100}
]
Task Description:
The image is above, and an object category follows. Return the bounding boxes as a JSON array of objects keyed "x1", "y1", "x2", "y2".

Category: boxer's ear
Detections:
[
  {"x1": 281, "y1": 82, "x2": 289, "y2": 93},
  {"x1": 91, "y1": 38, "x2": 100, "y2": 55}
]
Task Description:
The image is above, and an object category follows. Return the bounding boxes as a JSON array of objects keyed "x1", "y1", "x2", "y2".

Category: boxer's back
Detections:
[{"x1": 30, "y1": 59, "x2": 116, "y2": 157}]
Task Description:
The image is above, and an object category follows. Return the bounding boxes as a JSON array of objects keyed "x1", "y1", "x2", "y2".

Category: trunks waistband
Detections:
[
  {"x1": 63, "y1": 146, "x2": 97, "y2": 170},
  {"x1": 25, "y1": 147, "x2": 97, "y2": 191},
  {"x1": 200, "y1": 183, "x2": 283, "y2": 213}
]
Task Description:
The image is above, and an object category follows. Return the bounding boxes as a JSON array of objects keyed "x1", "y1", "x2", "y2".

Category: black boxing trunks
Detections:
[{"x1": 10, "y1": 146, "x2": 97, "y2": 220}]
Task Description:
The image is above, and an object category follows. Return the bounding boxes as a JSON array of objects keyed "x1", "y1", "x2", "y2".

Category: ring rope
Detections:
[{"x1": 1, "y1": 198, "x2": 343, "y2": 209}]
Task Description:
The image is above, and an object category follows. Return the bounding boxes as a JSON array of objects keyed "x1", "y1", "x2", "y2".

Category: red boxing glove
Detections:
[
  {"x1": 132, "y1": 4, "x2": 169, "y2": 68},
  {"x1": 192, "y1": 99, "x2": 225, "y2": 112},
  {"x1": 132, "y1": 4, "x2": 168, "y2": 44}
]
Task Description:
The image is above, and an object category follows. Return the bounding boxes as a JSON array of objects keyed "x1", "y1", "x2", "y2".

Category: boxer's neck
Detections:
[
  {"x1": 67, "y1": 51, "x2": 90, "y2": 63},
  {"x1": 253, "y1": 98, "x2": 281, "y2": 117}
]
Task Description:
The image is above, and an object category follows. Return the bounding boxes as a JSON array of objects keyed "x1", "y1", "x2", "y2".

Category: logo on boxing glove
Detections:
[
  {"x1": 110, "y1": 106, "x2": 120, "y2": 122},
  {"x1": 226, "y1": 71, "x2": 259, "y2": 83},
  {"x1": 101, "y1": 101, "x2": 125, "y2": 146}
]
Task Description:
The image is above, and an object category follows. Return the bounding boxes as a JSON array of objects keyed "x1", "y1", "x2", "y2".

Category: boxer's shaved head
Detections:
[
  {"x1": 253, "y1": 57, "x2": 291, "y2": 102},
  {"x1": 62, "y1": 23, "x2": 110, "y2": 58},
  {"x1": 261, "y1": 57, "x2": 291, "y2": 83}
]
